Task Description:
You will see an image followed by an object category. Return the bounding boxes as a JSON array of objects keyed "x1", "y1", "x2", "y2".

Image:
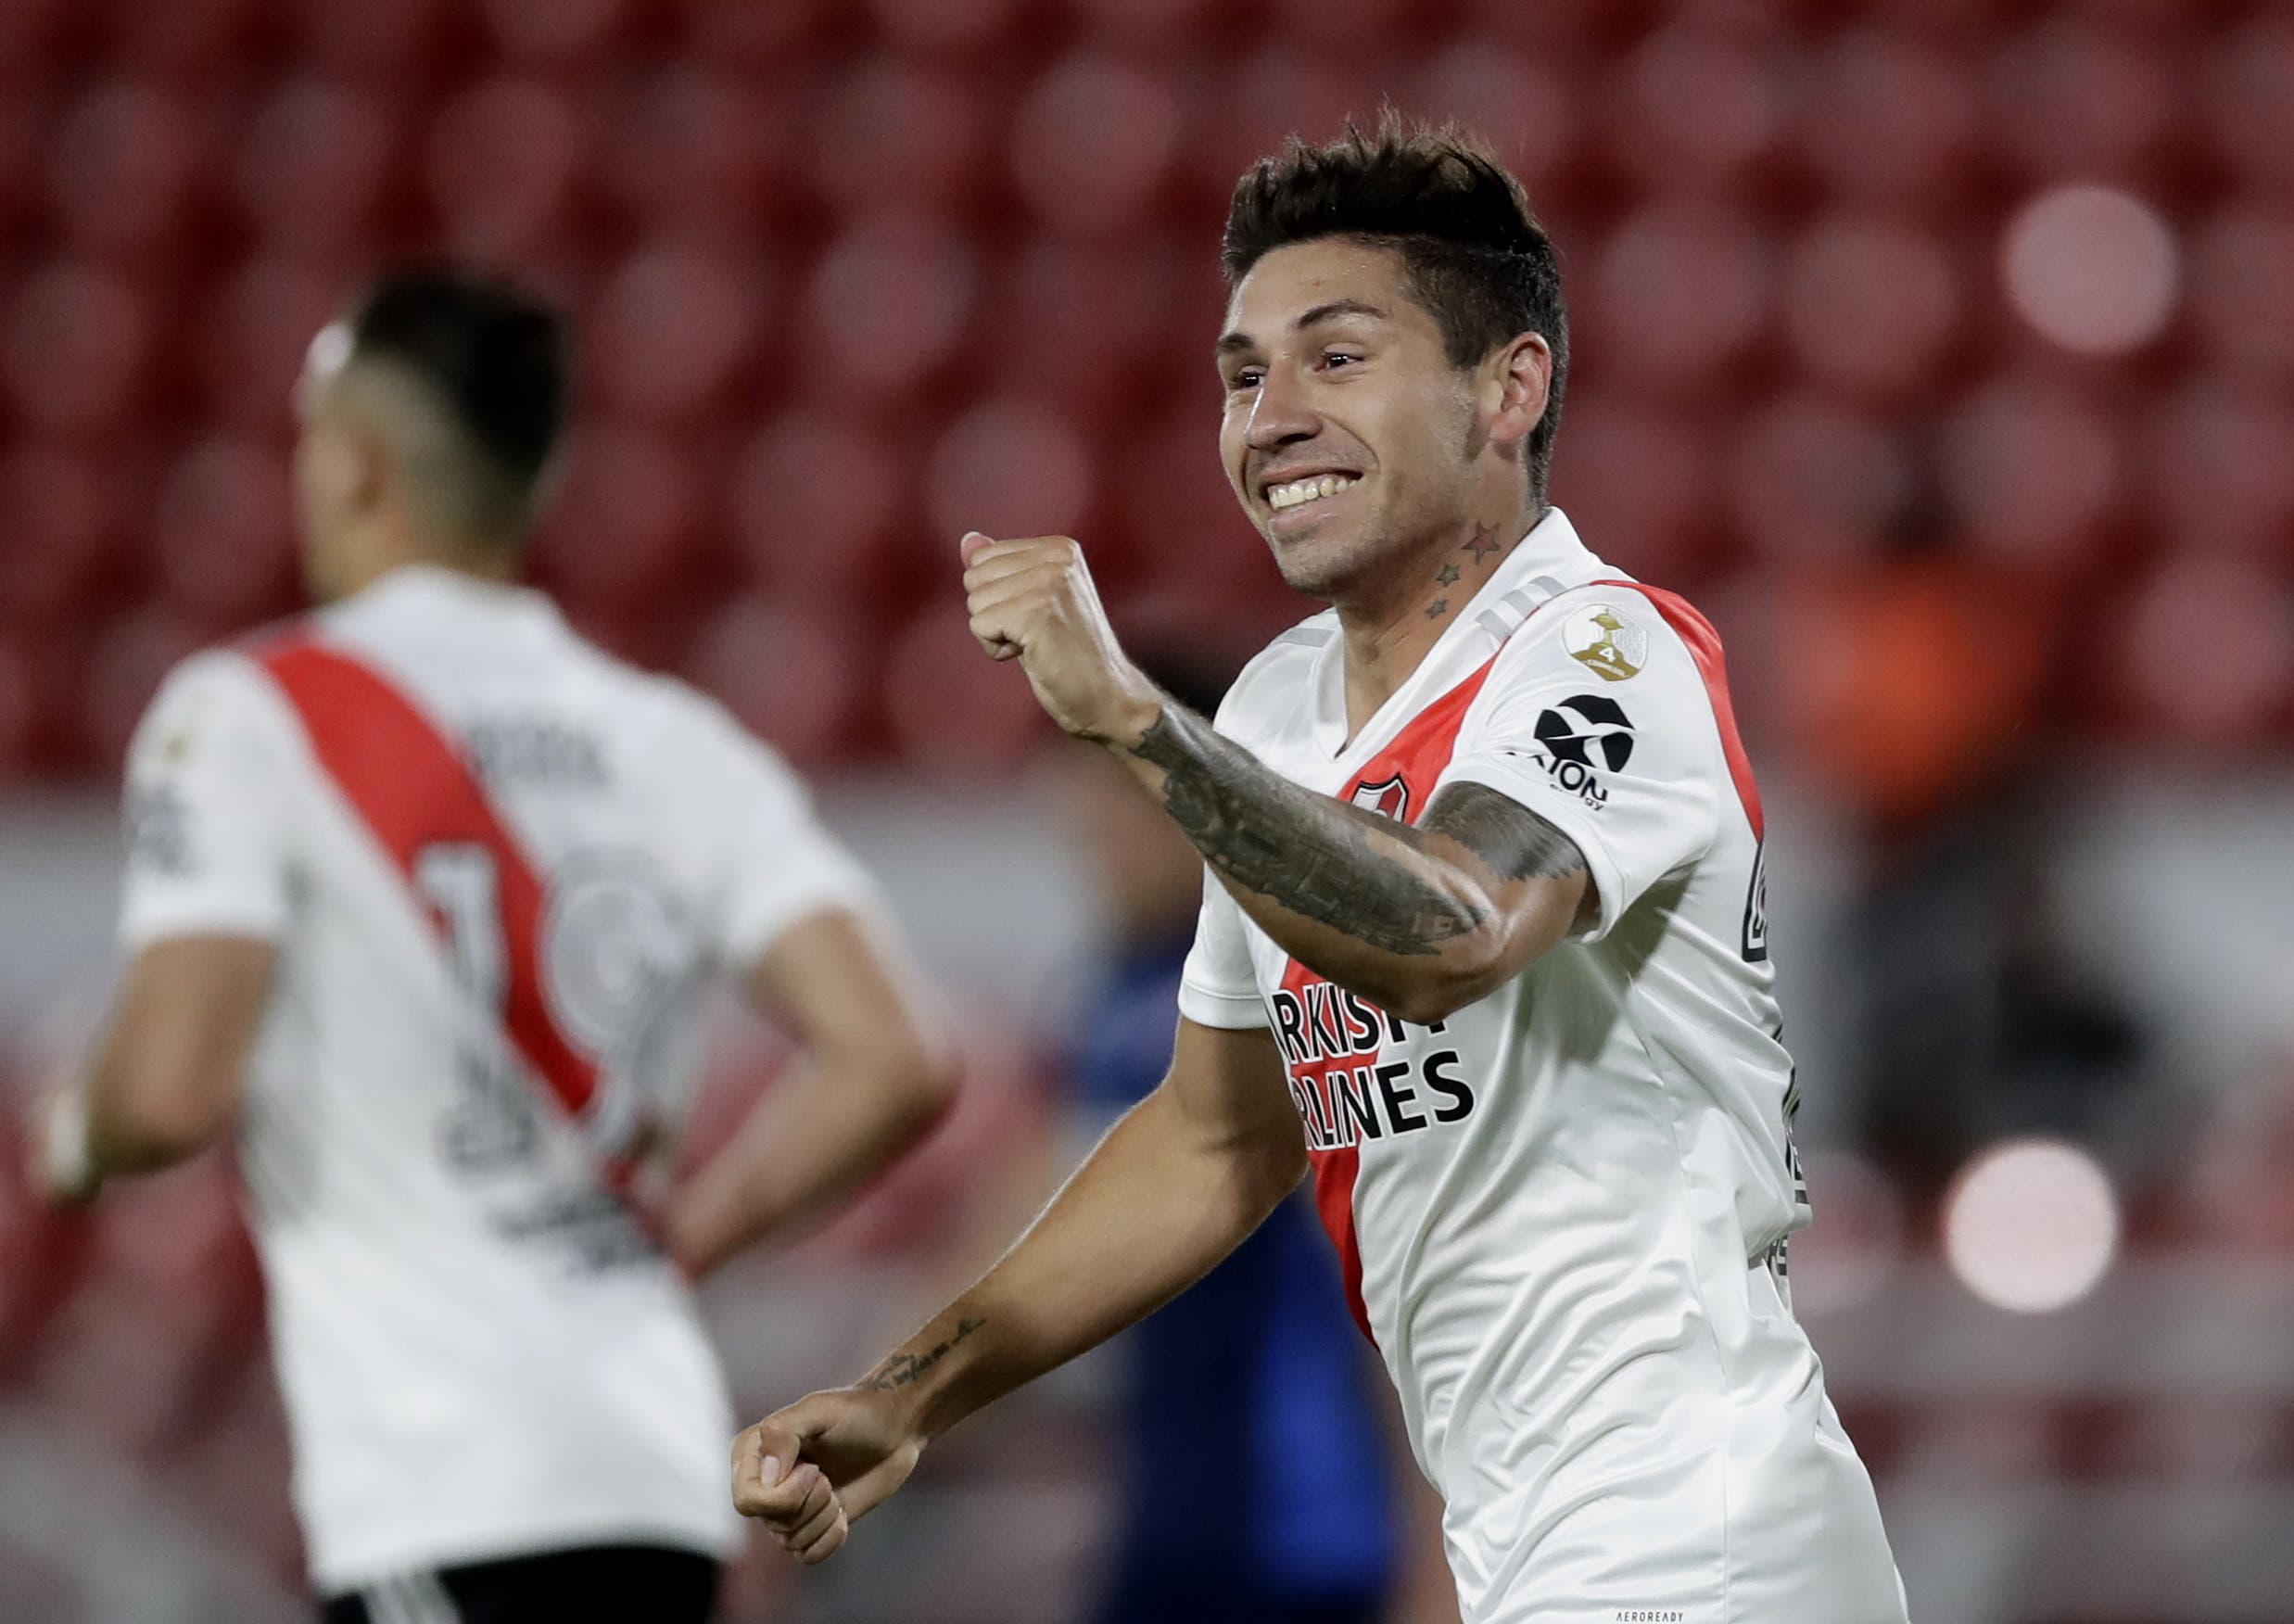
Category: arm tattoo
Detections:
[
  {"x1": 1130, "y1": 705, "x2": 1488, "y2": 956},
  {"x1": 1419, "y1": 782, "x2": 1589, "y2": 883},
  {"x1": 859, "y1": 1316, "x2": 984, "y2": 1391}
]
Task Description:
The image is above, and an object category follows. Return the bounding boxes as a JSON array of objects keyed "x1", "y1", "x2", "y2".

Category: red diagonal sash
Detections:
[{"x1": 254, "y1": 635, "x2": 607, "y2": 1125}]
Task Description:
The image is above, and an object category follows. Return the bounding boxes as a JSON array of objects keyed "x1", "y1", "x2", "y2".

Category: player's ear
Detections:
[{"x1": 1480, "y1": 333, "x2": 1553, "y2": 454}]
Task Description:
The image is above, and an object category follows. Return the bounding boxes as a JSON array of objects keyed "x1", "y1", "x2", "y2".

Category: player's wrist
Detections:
[{"x1": 1082, "y1": 671, "x2": 1166, "y2": 754}]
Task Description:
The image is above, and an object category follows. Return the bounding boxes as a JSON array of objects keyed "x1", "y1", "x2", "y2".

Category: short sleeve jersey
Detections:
[
  {"x1": 118, "y1": 566, "x2": 879, "y2": 1591},
  {"x1": 1175, "y1": 514, "x2": 1904, "y2": 1624}
]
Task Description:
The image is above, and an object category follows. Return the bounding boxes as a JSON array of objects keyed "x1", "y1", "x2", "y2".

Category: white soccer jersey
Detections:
[
  {"x1": 118, "y1": 565, "x2": 880, "y2": 1591},
  {"x1": 1178, "y1": 513, "x2": 1906, "y2": 1624}
]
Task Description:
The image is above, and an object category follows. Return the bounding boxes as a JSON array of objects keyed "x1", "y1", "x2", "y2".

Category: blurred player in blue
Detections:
[{"x1": 1053, "y1": 652, "x2": 1396, "y2": 1624}]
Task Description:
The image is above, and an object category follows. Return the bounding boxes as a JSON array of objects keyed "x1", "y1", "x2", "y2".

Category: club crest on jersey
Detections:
[
  {"x1": 1349, "y1": 772, "x2": 1411, "y2": 821},
  {"x1": 1564, "y1": 603, "x2": 1647, "y2": 681}
]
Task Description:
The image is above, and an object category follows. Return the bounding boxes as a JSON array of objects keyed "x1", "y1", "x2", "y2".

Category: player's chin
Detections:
[{"x1": 1265, "y1": 526, "x2": 1368, "y2": 600}]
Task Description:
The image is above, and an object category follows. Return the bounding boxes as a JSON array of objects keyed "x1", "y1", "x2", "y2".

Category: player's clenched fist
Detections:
[
  {"x1": 730, "y1": 1388, "x2": 923, "y2": 1567},
  {"x1": 958, "y1": 531, "x2": 1163, "y2": 745}
]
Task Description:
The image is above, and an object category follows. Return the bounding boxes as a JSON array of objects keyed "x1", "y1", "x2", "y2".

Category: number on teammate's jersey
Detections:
[{"x1": 417, "y1": 843, "x2": 541, "y2": 1172}]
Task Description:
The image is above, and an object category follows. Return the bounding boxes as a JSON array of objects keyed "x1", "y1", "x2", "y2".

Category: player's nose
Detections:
[{"x1": 1242, "y1": 366, "x2": 1321, "y2": 453}]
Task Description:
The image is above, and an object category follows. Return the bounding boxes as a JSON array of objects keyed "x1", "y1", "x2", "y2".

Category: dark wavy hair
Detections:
[
  {"x1": 348, "y1": 267, "x2": 569, "y2": 538},
  {"x1": 1223, "y1": 117, "x2": 1569, "y2": 501}
]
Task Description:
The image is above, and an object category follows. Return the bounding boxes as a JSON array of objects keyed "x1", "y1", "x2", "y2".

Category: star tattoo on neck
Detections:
[
  {"x1": 1436, "y1": 563, "x2": 1461, "y2": 586},
  {"x1": 1426, "y1": 598, "x2": 1449, "y2": 618},
  {"x1": 1463, "y1": 525, "x2": 1503, "y2": 564}
]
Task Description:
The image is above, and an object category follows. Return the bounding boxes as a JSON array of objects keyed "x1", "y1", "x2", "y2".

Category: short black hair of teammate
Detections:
[
  {"x1": 346, "y1": 268, "x2": 569, "y2": 540},
  {"x1": 1222, "y1": 116, "x2": 1569, "y2": 503}
]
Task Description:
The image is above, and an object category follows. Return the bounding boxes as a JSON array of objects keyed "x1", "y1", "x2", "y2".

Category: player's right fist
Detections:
[{"x1": 730, "y1": 1389, "x2": 925, "y2": 1566}]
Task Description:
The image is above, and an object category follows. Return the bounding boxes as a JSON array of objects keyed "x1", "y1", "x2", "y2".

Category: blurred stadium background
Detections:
[{"x1": 2, "y1": 0, "x2": 2291, "y2": 1619}]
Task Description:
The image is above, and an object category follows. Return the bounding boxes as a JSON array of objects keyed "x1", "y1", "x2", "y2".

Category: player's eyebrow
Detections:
[{"x1": 1217, "y1": 298, "x2": 1390, "y2": 358}]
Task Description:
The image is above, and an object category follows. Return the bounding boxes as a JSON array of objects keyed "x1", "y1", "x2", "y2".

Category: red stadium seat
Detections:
[
  {"x1": 1008, "y1": 55, "x2": 1185, "y2": 234},
  {"x1": 2, "y1": 260, "x2": 155, "y2": 436},
  {"x1": 1261, "y1": 0, "x2": 1417, "y2": 45},
  {"x1": 2143, "y1": 381, "x2": 2294, "y2": 554},
  {"x1": 1186, "y1": 48, "x2": 1391, "y2": 204},
  {"x1": 1542, "y1": 397, "x2": 1719, "y2": 585},
  {"x1": 532, "y1": 422, "x2": 700, "y2": 605},
  {"x1": 971, "y1": 236, "x2": 1201, "y2": 416},
  {"x1": 1113, "y1": 406, "x2": 1267, "y2": 600},
  {"x1": 865, "y1": 0, "x2": 1024, "y2": 55},
  {"x1": 797, "y1": 212, "x2": 980, "y2": 407},
  {"x1": 0, "y1": 82, "x2": 46, "y2": 235},
  {"x1": 727, "y1": 409, "x2": 908, "y2": 603},
  {"x1": 1797, "y1": 27, "x2": 1979, "y2": 207},
  {"x1": 193, "y1": 253, "x2": 349, "y2": 431},
  {"x1": 1405, "y1": 38, "x2": 1583, "y2": 195},
  {"x1": 230, "y1": 78, "x2": 400, "y2": 250},
  {"x1": 1780, "y1": 213, "x2": 1960, "y2": 401},
  {"x1": 0, "y1": 442, "x2": 124, "y2": 623},
  {"x1": 1728, "y1": 395, "x2": 1911, "y2": 563},
  {"x1": 925, "y1": 396, "x2": 1097, "y2": 546},
  {"x1": 806, "y1": 59, "x2": 993, "y2": 218},
  {"x1": 880, "y1": 604, "x2": 1051, "y2": 771},
  {"x1": 2202, "y1": 15, "x2": 2294, "y2": 197},
  {"x1": 1068, "y1": 0, "x2": 1217, "y2": 45},
  {"x1": 148, "y1": 435, "x2": 298, "y2": 625},
  {"x1": 0, "y1": 0, "x2": 69, "y2": 75},
  {"x1": 291, "y1": 0, "x2": 450, "y2": 73},
  {"x1": 2109, "y1": 552, "x2": 2294, "y2": 744},
  {"x1": 478, "y1": 0, "x2": 633, "y2": 68},
  {"x1": 601, "y1": 66, "x2": 794, "y2": 235},
  {"x1": 43, "y1": 80, "x2": 207, "y2": 257},
  {"x1": 669, "y1": 0, "x2": 825, "y2": 62},
  {"x1": 1984, "y1": 19, "x2": 2177, "y2": 182},
  {"x1": 2186, "y1": 203, "x2": 2294, "y2": 378},
  {"x1": 74, "y1": 600, "x2": 214, "y2": 770},
  {"x1": 680, "y1": 593, "x2": 868, "y2": 768},
  {"x1": 588, "y1": 240, "x2": 766, "y2": 422},
  {"x1": 1937, "y1": 374, "x2": 2121, "y2": 565},
  {"x1": 424, "y1": 77, "x2": 587, "y2": 260},
  {"x1": 0, "y1": 633, "x2": 44, "y2": 774},
  {"x1": 1584, "y1": 200, "x2": 1772, "y2": 396},
  {"x1": 106, "y1": 0, "x2": 272, "y2": 76},
  {"x1": 1605, "y1": 19, "x2": 1793, "y2": 192}
]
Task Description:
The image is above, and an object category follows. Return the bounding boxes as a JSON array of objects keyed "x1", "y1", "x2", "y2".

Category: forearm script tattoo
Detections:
[
  {"x1": 859, "y1": 1316, "x2": 984, "y2": 1392},
  {"x1": 1130, "y1": 707, "x2": 1587, "y2": 957}
]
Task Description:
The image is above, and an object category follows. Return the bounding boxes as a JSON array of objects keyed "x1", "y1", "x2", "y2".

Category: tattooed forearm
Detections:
[
  {"x1": 1129, "y1": 704, "x2": 1488, "y2": 956},
  {"x1": 860, "y1": 1316, "x2": 984, "y2": 1392},
  {"x1": 1419, "y1": 782, "x2": 1588, "y2": 882}
]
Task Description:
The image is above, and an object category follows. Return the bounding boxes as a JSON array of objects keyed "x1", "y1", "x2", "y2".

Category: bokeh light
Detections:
[
  {"x1": 2001, "y1": 184, "x2": 2179, "y2": 355},
  {"x1": 1943, "y1": 1138, "x2": 2122, "y2": 1314}
]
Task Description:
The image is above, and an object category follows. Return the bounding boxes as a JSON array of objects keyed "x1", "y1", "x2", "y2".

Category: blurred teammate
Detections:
[
  {"x1": 33, "y1": 270, "x2": 955, "y2": 1622},
  {"x1": 1053, "y1": 653, "x2": 1396, "y2": 1624},
  {"x1": 734, "y1": 123, "x2": 1907, "y2": 1624}
]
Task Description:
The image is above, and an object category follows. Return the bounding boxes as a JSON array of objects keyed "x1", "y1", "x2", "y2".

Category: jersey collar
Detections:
[{"x1": 1306, "y1": 507, "x2": 1608, "y2": 762}]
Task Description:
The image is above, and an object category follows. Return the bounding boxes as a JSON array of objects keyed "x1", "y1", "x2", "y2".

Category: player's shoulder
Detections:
[
  {"x1": 1501, "y1": 574, "x2": 1716, "y2": 700},
  {"x1": 125, "y1": 631, "x2": 313, "y2": 776},
  {"x1": 1213, "y1": 606, "x2": 1340, "y2": 739}
]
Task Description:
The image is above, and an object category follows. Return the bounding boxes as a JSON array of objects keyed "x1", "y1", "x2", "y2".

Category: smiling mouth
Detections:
[{"x1": 1265, "y1": 474, "x2": 1361, "y2": 512}]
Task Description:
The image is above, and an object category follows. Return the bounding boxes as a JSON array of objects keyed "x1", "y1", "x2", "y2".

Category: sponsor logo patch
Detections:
[{"x1": 1512, "y1": 693, "x2": 1637, "y2": 808}]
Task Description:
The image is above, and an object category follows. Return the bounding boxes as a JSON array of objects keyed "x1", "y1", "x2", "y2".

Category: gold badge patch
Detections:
[{"x1": 1564, "y1": 603, "x2": 1646, "y2": 681}]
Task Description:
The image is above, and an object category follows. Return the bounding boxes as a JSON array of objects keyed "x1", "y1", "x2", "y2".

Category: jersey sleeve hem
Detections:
[
  {"x1": 1176, "y1": 979, "x2": 1267, "y2": 1030},
  {"x1": 715, "y1": 860, "x2": 885, "y2": 974},
  {"x1": 1435, "y1": 753, "x2": 1633, "y2": 945},
  {"x1": 120, "y1": 895, "x2": 290, "y2": 949}
]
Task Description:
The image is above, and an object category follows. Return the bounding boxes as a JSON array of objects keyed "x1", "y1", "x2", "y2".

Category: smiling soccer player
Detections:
[{"x1": 734, "y1": 121, "x2": 1908, "y2": 1624}]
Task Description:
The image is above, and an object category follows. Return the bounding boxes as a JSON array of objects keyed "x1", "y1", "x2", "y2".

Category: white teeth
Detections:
[{"x1": 1268, "y1": 474, "x2": 1359, "y2": 511}]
